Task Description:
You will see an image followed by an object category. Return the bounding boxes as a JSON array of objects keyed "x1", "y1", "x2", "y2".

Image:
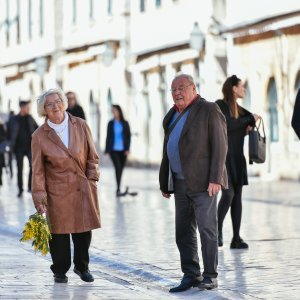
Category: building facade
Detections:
[{"x1": 0, "y1": 0, "x2": 299, "y2": 179}]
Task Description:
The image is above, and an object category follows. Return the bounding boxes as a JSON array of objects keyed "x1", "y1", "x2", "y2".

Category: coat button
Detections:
[
  {"x1": 77, "y1": 188, "x2": 80, "y2": 192},
  {"x1": 74, "y1": 171, "x2": 77, "y2": 175}
]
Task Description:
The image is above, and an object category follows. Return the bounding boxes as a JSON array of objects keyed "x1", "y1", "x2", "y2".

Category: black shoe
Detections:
[
  {"x1": 218, "y1": 232, "x2": 223, "y2": 247},
  {"x1": 116, "y1": 187, "x2": 129, "y2": 197},
  {"x1": 198, "y1": 277, "x2": 218, "y2": 290},
  {"x1": 17, "y1": 191, "x2": 23, "y2": 198},
  {"x1": 54, "y1": 273, "x2": 68, "y2": 283},
  {"x1": 74, "y1": 268, "x2": 94, "y2": 282},
  {"x1": 169, "y1": 275, "x2": 202, "y2": 293},
  {"x1": 230, "y1": 237, "x2": 249, "y2": 249}
]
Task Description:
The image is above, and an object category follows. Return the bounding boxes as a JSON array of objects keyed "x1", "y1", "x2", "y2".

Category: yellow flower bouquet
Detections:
[{"x1": 20, "y1": 212, "x2": 52, "y2": 256}]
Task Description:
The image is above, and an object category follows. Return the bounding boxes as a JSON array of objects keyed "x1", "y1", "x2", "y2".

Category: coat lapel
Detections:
[
  {"x1": 180, "y1": 97, "x2": 203, "y2": 138},
  {"x1": 67, "y1": 114, "x2": 77, "y2": 157}
]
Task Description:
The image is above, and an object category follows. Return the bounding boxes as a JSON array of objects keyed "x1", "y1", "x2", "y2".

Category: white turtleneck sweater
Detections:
[{"x1": 47, "y1": 112, "x2": 69, "y2": 148}]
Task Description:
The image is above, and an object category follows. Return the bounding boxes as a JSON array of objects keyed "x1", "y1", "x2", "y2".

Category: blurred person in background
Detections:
[
  {"x1": 292, "y1": 89, "x2": 300, "y2": 139},
  {"x1": 6, "y1": 111, "x2": 15, "y2": 178},
  {"x1": 0, "y1": 117, "x2": 6, "y2": 186},
  {"x1": 160, "y1": 74, "x2": 228, "y2": 292},
  {"x1": 105, "y1": 105, "x2": 131, "y2": 197},
  {"x1": 66, "y1": 91, "x2": 86, "y2": 120},
  {"x1": 9, "y1": 101, "x2": 38, "y2": 197},
  {"x1": 216, "y1": 75, "x2": 260, "y2": 249},
  {"x1": 32, "y1": 88, "x2": 101, "y2": 284}
]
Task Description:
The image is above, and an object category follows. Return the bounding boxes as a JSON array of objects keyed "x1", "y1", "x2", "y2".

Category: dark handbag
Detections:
[{"x1": 249, "y1": 118, "x2": 266, "y2": 164}]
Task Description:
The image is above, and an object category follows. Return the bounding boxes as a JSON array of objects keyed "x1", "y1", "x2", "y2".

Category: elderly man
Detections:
[{"x1": 159, "y1": 74, "x2": 228, "y2": 292}]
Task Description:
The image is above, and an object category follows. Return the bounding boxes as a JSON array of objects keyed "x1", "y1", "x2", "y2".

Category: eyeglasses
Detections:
[
  {"x1": 170, "y1": 83, "x2": 193, "y2": 93},
  {"x1": 45, "y1": 99, "x2": 63, "y2": 109}
]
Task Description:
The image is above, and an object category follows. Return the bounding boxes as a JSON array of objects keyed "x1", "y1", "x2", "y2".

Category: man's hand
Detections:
[
  {"x1": 161, "y1": 192, "x2": 171, "y2": 199},
  {"x1": 207, "y1": 183, "x2": 221, "y2": 197}
]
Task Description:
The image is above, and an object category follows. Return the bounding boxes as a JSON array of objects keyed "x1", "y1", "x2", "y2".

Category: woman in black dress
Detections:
[
  {"x1": 216, "y1": 75, "x2": 260, "y2": 249},
  {"x1": 105, "y1": 105, "x2": 131, "y2": 196}
]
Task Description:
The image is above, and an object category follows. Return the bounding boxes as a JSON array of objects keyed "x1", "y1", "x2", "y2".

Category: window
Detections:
[
  {"x1": 243, "y1": 81, "x2": 251, "y2": 110},
  {"x1": 89, "y1": 0, "x2": 94, "y2": 19},
  {"x1": 16, "y1": 0, "x2": 20, "y2": 43},
  {"x1": 107, "y1": 0, "x2": 112, "y2": 15},
  {"x1": 28, "y1": 0, "x2": 32, "y2": 39},
  {"x1": 39, "y1": 0, "x2": 43, "y2": 36},
  {"x1": 5, "y1": 0, "x2": 10, "y2": 46},
  {"x1": 140, "y1": 0, "x2": 145, "y2": 12},
  {"x1": 107, "y1": 89, "x2": 112, "y2": 117},
  {"x1": 267, "y1": 78, "x2": 279, "y2": 142},
  {"x1": 156, "y1": 0, "x2": 161, "y2": 7},
  {"x1": 72, "y1": 0, "x2": 77, "y2": 25}
]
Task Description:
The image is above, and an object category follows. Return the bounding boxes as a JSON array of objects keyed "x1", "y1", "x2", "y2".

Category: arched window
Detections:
[
  {"x1": 267, "y1": 78, "x2": 279, "y2": 142},
  {"x1": 243, "y1": 81, "x2": 251, "y2": 110}
]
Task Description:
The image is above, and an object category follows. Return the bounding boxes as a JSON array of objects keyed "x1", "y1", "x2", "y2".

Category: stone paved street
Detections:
[{"x1": 0, "y1": 163, "x2": 300, "y2": 299}]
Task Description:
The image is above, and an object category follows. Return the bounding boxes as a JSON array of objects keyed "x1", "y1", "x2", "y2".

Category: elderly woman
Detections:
[{"x1": 31, "y1": 88, "x2": 101, "y2": 283}]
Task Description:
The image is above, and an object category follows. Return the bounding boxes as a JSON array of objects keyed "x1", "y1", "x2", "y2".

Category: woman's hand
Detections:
[
  {"x1": 36, "y1": 203, "x2": 47, "y2": 214},
  {"x1": 246, "y1": 125, "x2": 253, "y2": 134},
  {"x1": 252, "y1": 113, "x2": 261, "y2": 122},
  {"x1": 124, "y1": 151, "x2": 129, "y2": 156}
]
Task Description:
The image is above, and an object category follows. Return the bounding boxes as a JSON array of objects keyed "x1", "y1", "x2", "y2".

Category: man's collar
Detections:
[{"x1": 173, "y1": 94, "x2": 199, "y2": 113}]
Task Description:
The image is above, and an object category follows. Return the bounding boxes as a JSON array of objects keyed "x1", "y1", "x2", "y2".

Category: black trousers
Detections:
[
  {"x1": 218, "y1": 182, "x2": 243, "y2": 239},
  {"x1": 174, "y1": 179, "x2": 218, "y2": 278},
  {"x1": 49, "y1": 231, "x2": 92, "y2": 275},
  {"x1": 109, "y1": 151, "x2": 127, "y2": 191},
  {"x1": 15, "y1": 149, "x2": 32, "y2": 193}
]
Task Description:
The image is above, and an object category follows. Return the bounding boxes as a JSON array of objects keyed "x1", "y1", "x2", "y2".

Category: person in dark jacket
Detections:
[
  {"x1": 292, "y1": 89, "x2": 300, "y2": 139},
  {"x1": 10, "y1": 100, "x2": 38, "y2": 197},
  {"x1": 0, "y1": 119, "x2": 6, "y2": 186},
  {"x1": 160, "y1": 74, "x2": 228, "y2": 292},
  {"x1": 6, "y1": 111, "x2": 15, "y2": 178},
  {"x1": 105, "y1": 105, "x2": 131, "y2": 196},
  {"x1": 66, "y1": 91, "x2": 86, "y2": 120},
  {"x1": 216, "y1": 75, "x2": 260, "y2": 249}
]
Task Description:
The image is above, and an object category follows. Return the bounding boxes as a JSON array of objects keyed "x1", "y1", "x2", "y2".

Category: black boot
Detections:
[{"x1": 230, "y1": 237, "x2": 249, "y2": 249}]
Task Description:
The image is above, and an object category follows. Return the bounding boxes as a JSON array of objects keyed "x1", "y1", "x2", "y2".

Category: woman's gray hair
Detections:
[{"x1": 36, "y1": 88, "x2": 68, "y2": 117}]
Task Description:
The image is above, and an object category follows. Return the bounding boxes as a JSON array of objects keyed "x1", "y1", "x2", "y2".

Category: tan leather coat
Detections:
[{"x1": 31, "y1": 113, "x2": 101, "y2": 234}]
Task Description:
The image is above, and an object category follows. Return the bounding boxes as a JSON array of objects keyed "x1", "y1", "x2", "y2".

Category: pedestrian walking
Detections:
[
  {"x1": 292, "y1": 88, "x2": 300, "y2": 139},
  {"x1": 0, "y1": 118, "x2": 6, "y2": 186},
  {"x1": 216, "y1": 75, "x2": 261, "y2": 249},
  {"x1": 66, "y1": 91, "x2": 86, "y2": 120},
  {"x1": 6, "y1": 111, "x2": 15, "y2": 179},
  {"x1": 9, "y1": 101, "x2": 38, "y2": 197},
  {"x1": 31, "y1": 88, "x2": 101, "y2": 284},
  {"x1": 159, "y1": 74, "x2": 228, "y2": 292},
  {"x1": 105, "y1": 105, "x2": 131, "y2": 197}
]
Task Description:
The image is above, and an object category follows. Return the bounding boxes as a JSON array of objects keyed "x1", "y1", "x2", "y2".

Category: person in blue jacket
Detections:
[{"x1": 105, "y1": 105, "x2": 131, "y2": 196}]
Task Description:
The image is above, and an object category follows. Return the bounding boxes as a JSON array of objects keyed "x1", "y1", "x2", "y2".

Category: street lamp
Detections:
[
  {"x1": 35, "y1": 57, "x2": 48, "y2": 91},
  {"x1": 189, "y1": 22, "x2": 205, "y2": 90},
  {"x1": 102, "y1": 42, "x2": 115, "y2": 67}
]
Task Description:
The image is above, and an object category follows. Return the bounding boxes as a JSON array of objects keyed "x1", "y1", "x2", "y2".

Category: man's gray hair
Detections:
[
  {"x1": 172, "y1": 73, "x2": 195, "y2": 84},
  {"x1": 36, "y1": 88, "x2": 68, "y2": 117}
]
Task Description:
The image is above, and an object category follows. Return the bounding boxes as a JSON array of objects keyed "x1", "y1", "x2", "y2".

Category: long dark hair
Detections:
[
  {"x1": 112, "y1": 104, "x2": 125, "y2": 122},
  {"x1": 222, "y1": 75, "x2": 244, "y2": 119}
]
